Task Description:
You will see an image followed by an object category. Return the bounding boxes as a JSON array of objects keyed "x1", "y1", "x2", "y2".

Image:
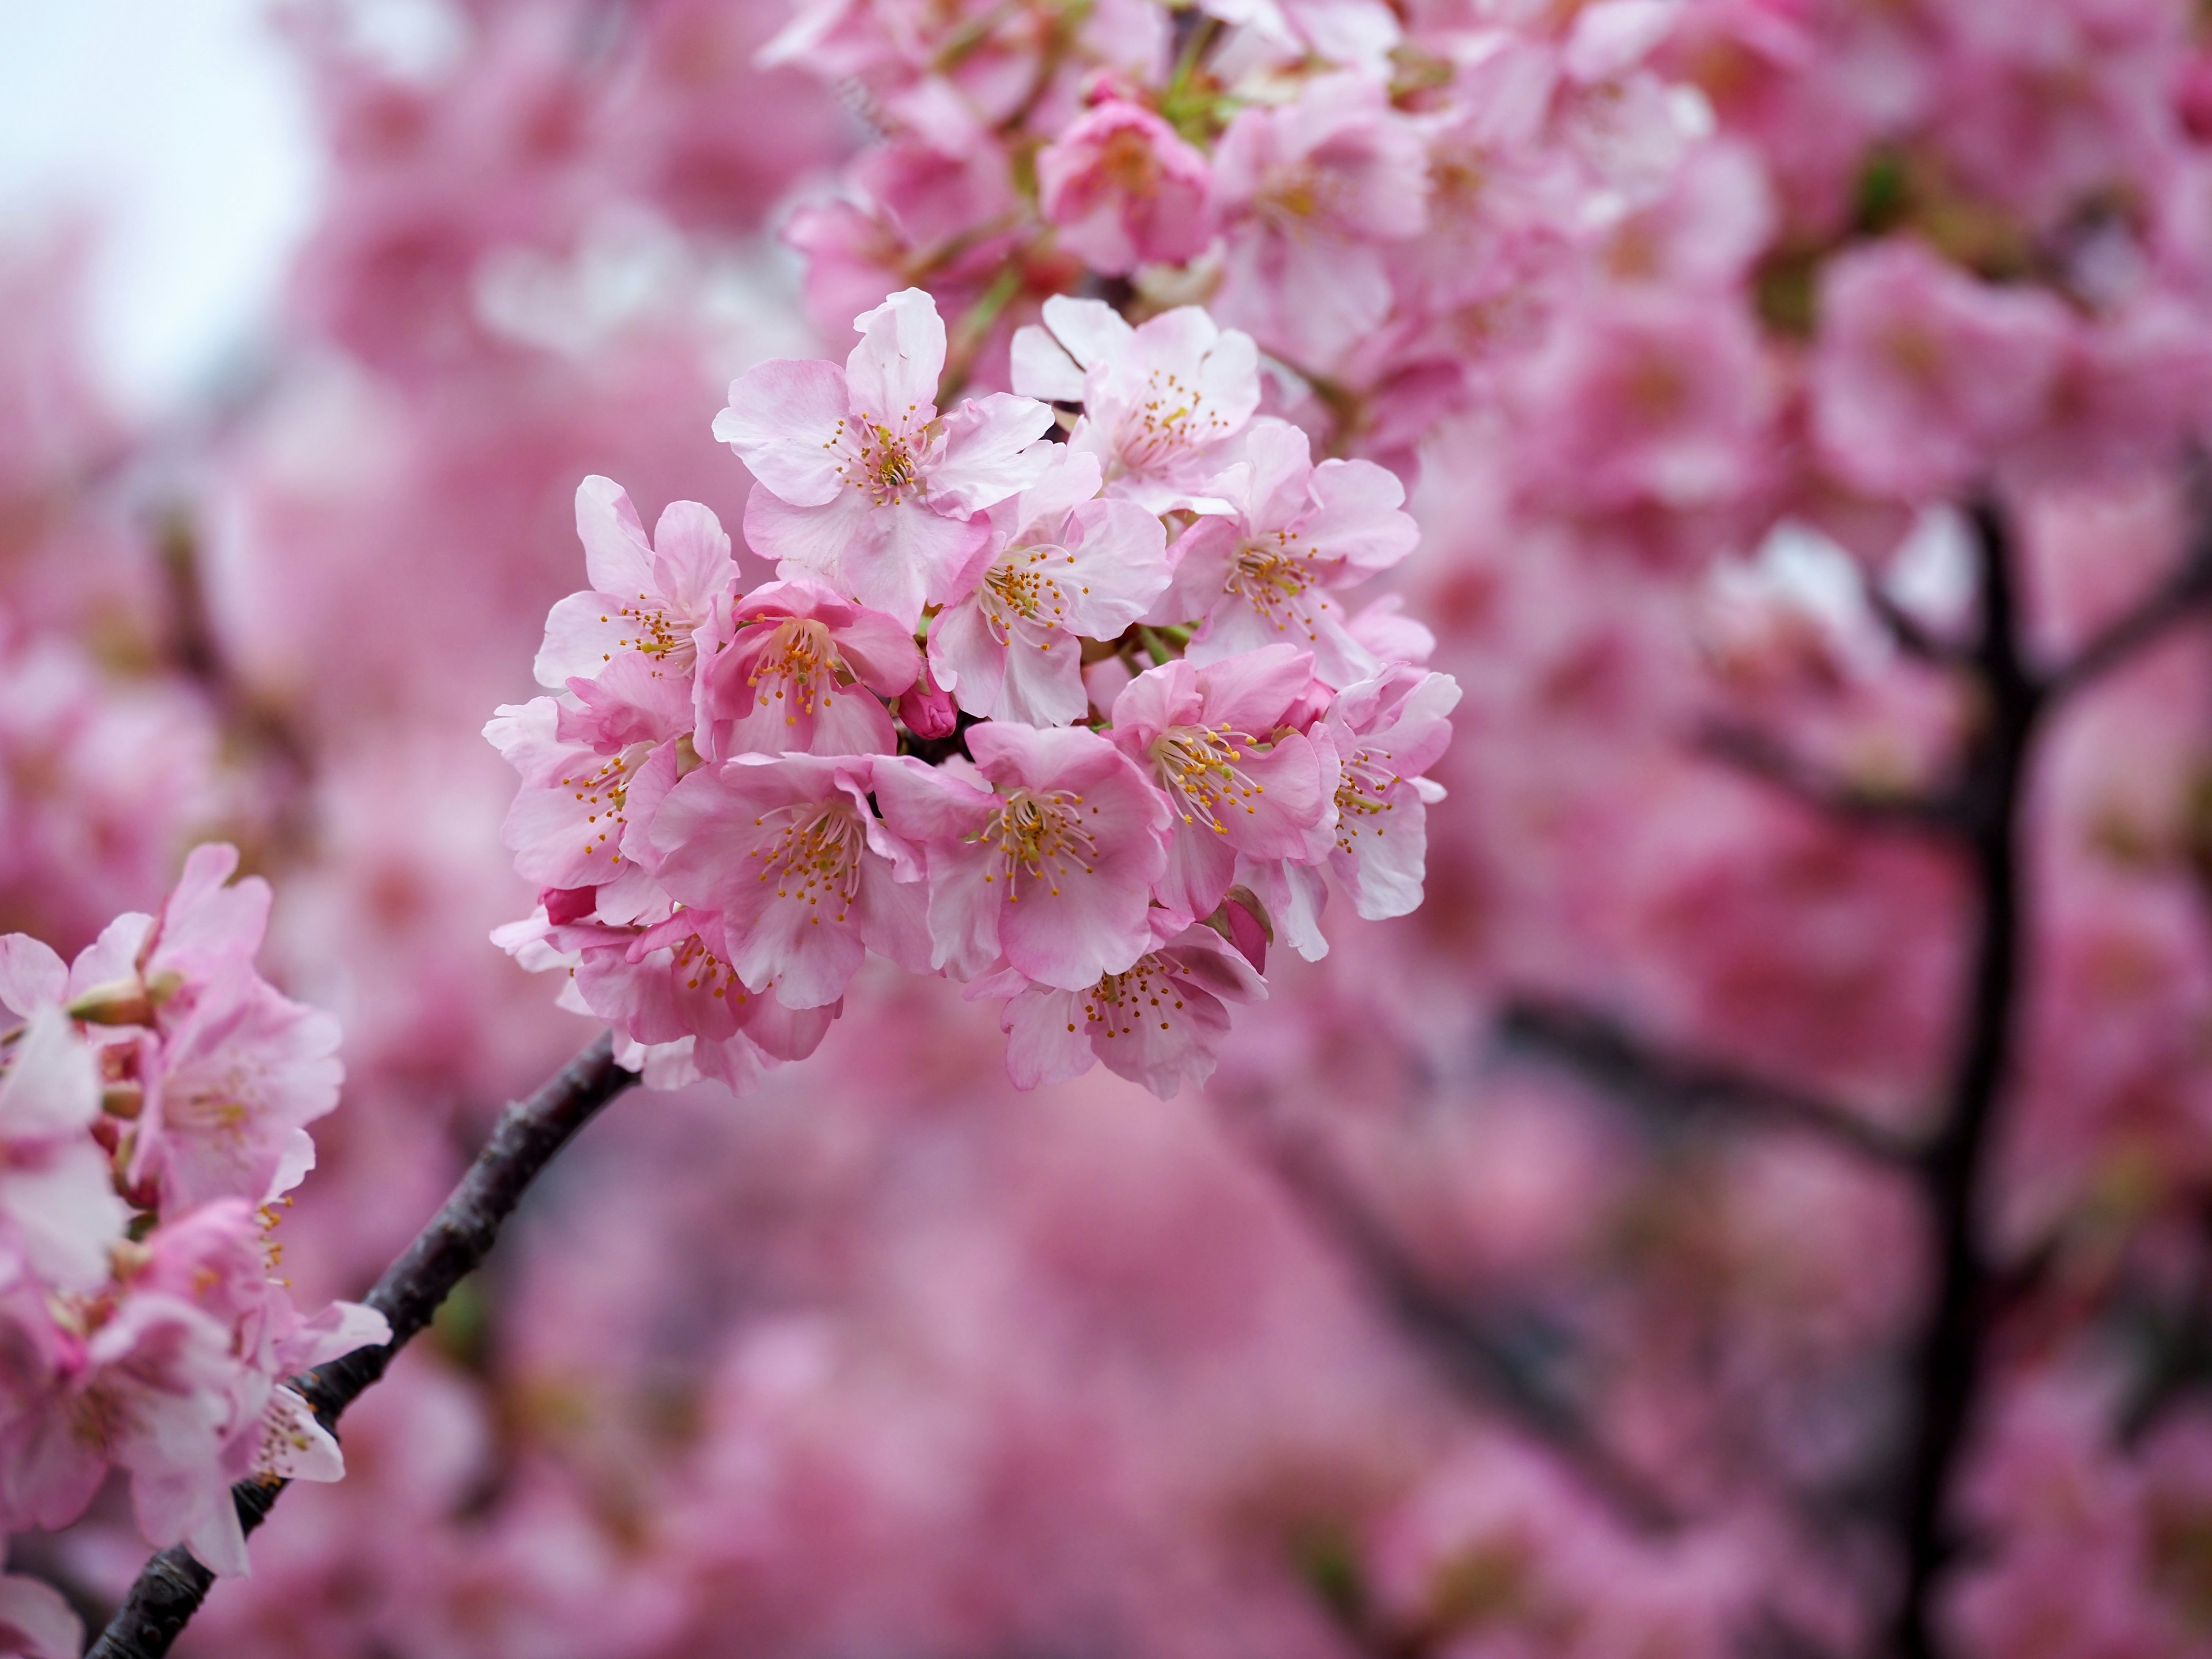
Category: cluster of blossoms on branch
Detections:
[
  {"x1": 0, "y1": 848, "x2": 385, "y2": 1651},
  {"x1": 491, "y1": 286, "x2": 1455, "y2": 1099}
]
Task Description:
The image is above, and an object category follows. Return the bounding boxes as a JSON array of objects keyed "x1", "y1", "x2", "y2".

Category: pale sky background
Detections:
[{"x1": 0, "y1": 0, "x2": 321, "y2": 417}]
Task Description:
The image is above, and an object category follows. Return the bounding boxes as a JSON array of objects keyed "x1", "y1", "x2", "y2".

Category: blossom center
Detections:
[
  {"x1": 979, "y1": 543, "x2": 1081, "y2": 643},
  {"x1": 743, "y1": 619, "x2": 847, "y2": 725},
  {"x1": 1150, "y1": 725, "x2": 1266, "y2": 834},
  {"x1": 1334, "y1": 744, "x2": 1401, "y2": 851},
  {"x1": 1067, "y1": 955, "x2": 1187, "y2": 1038},
  {"x1": 972, "y1": 787, "x2": 1100, "y2": 899},
  {"x1": 746, "y1": 802, "x2": 866, "y2": 925},
  {"x1": 1227, "y1": 536, "x2": 1332, "y2": 637},
  {"x1": 558, "y1": 745, "x2": 647, "y2": 865}
]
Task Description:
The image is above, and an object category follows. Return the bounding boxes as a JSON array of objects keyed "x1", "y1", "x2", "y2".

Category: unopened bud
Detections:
[
  {"x1": 898, "y1": 671, "x2": 959, "y2": 741},
  {"x1": 101, "y1": 1080, "x2": 145, "y2": 1120},
  {"x1": 67, "y1": 978, "x2": 153, "y2": 1028}
]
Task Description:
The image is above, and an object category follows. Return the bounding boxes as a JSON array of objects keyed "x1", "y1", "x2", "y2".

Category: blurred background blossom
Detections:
[{"x1": 10, "y1": 3, "x2": 2212, "y2": 1658}]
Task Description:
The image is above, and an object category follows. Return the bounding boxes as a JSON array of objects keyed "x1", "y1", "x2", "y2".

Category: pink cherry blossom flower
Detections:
[
  {"x1": 873, "y1": 724, "x2": 1171, "y2": 989},
  {"x1": 18, "y1": 846, "x2": 347, "y2": 1217},
  {"x1": 1036, "y1": 100, "x2": 1215, "y2": 276},
  {"x1": 1108, "y1": 645, "x2": 1334, "y2": 929},
  {"x1": 1302, "y1": 664, "x2": 1460, "y2": 935},
  {"x1": 648, "y1": 753, "x2": 931, "y2": 1009},
  {"x1": 487, "y1": 696, "x2": 666, "y2": 891},
  {"x1": 532, "y1": 476, "x2": 740, "y2": 691},
  {"x1": 3, "y1": 1200, "x2": 387, "y2": 1577},
  {"x1": 1155, "y1": 418, "x2": 1418, "y2": 688},
  {"x1": 1810, "y1": 237, "x2": 2075, "y2": 502},
  {"x1": 571, "y1": 918, "x2": 839, "y2": 1094},
  {"x1": 1209, "y1": 74, "x2": 1429, "y2": 366},
  {"x1": 1011, "y1": 298, "x2": 1261, "y2": 512},
  {"x1": 0, "y1": 1005, "x2": 126, "y2": 1291},
  {"x1": 716, "y1": 288, "x2": 1056, "y2": 626},
  {"x1": 928, "y1": 450, "x2": 1172, "y2": 727},
  {"x1": 692, "y1": 578, "x2": 921, "y2": 762},
  {"x1": 972, "y1": 922, "x2": 1267, "y2": 1098}
]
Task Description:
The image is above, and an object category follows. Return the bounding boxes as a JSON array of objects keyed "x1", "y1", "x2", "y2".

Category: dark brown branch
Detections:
[
  {"x1": 1865, "y1": 583, "x2": 1964, "y2": 668},
  {"x1": 1497, "y1": 997, "x2": 1925, "y2": 1168},
  {"x1": 1696, "y1": 722, "x2": 1967, "y2": 837},
  {"x1": 86, "y1": 1032, "x2": 638, "y2": 1659},
  {"x1": 1892, "y1": 499, "x2": 2041, "y2": 1659}
]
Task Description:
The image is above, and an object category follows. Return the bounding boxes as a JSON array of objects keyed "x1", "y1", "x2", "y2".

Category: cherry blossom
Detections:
[
  {"x1": 873, "y1": 723, "x2": 1171, "y2": 990},
  {"x1": 1156, "y1": 419, "x2": 1419, "y2": 688},
  {"x1": 927, "y1": 450, "x2": 1171, "y2": 727},
  {"x1": 974, "y1": 922, "x2": 1267, "y2": 1097},
  {"x1": 716, "y1": 288, "x2": 1057, "y2": 626},
  {"x1": 1036, "y1": 100, "x2": 1215, "y2": 278},
  {"x1": 1108, "y1": 645, "x2": 1334, "y2": 930},
  {"x1": 648, "y1": 754, "x2": 931, "y2": 1010},
  {"x1": 692, "y1": 578, "x2": 921, "y2": 762},
  {"x1": 533, "y1": 477, "x2": 740, "y2": 692},
  {"x1": 1010, "y1": 298, "x2": 1262, "y2": 513}
]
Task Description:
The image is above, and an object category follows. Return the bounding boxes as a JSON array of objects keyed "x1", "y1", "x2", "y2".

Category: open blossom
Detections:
[
  {"x1": 648, "y1": 754, "x2": 931, "y2": 1009},
  {"x1": 10, "y1": 1200, "x2": 388, "y2": 1578},
  {"x1": 1810, "y1": 238, "x2": 2074, "y2": 502},
  {"x1": 1156, "y1": 418, "x2": 1419, "y2": 688},
  {"x1": 693, "y1": 578, "x2": 921, "y2": 760},
  {"x1": 533, "y1": 477, "x2": 739, "y2": 691},
  {"x1": 1036, "y1": 100, "x2": 1215, "y2": 276},
  {"x1": 1108, "y1": 646, "x2": 1334, "y2": 929},
  {"x1": 0, "y1": 1006, "x2": 126, "y2": 1290},
  {"x1": 972, "y1": 922, "x2": 1267, "y2": 1097},
  {"x1": 0, "y1": 846, "x2": 344, "y2": 1217},
  {"x1": 1209, "y1": 73, "x2": 1429, "y2": 365},
  {"x1": 1012, "y1": 298, "x2": 1262, "y2": 512},
  {"x1": 873, "y1": 723, "x2": 1171, "y2": 989},
  {"x1": 570, "y1": 917, "x2": 839, "y2": 1094},
  {"x1": 716, "y1": 288, "x2": 1056, "y2": 626},
  {"x1": 927, "y1": 450, "x2": 1171, "y2": 727},
  {"x1": 1306, "y1": 664, "x2": 1460, "y2": 931},
  {"x1": 487, "y1": 695, "x2": 674, "y2": 892}
]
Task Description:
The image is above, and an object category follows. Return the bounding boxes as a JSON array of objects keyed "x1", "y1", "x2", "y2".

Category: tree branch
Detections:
[
  {"x1": 85, "y1": 1031, "x2": 638, "y2": 1659},
  {"x1": 1892, "y1": 498, "x2": 2041, "y2": 1659},
  {"x1": 2041, "y1": 499, "x2": 2212, "y2": 702},
  {"x1": 1695, "y1": 722, "x2": 1967, "y2": 838},
  {"x1": 1495, "y1": 997, "x2": 1925, "y2": 1168},
  {"x1": 1241, "y1": 1119, "x2": 1680, "y2": 1533}
]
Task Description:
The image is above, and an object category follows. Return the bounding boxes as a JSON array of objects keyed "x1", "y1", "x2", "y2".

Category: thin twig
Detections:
[
  {"x1": 1695, "y1": 722, "x2": 1967, "y2": 837},
  {"x1": 86, "y1": 1032, "x2": 638, "y2": 1659},
  {"x1": 1244, "y1": 1119, "x2": 1680, "y2": 1533},
  {"x1": 1864, "y1": 582, "x2": 1965, "y2": 668},
  {"x1": 1495, "y1": 998, "x2": 1925, "y2": 1168},
  {"x1": 2041, "y1": 509, "x2": 2212, "y2": 701}
]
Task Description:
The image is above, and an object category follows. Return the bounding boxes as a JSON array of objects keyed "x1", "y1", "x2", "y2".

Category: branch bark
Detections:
[
  {"x1": 1496, "y1": 997, "x2": 1925, "y2": 1168},
  {"x1": 85, "y1": 1031, "x2": 639, "y2": 1659},
  {"x1": 1890, "y1": 499, "x2": 2040, "y2": 1659}
]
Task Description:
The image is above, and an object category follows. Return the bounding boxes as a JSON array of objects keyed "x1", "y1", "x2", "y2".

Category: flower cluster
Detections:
[
  {"x1": 491, "y1": 286, "x2": 1453, "y2": 1099},
  {"x1": 769, "y1": 0, "x2": 1711, "y2": 478},
  {"x1": 0, "y1": 846, "x2": 385, "y2": 1606}
]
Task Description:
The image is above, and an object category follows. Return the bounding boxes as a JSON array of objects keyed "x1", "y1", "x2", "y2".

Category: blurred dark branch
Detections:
[
  {"x1": 1695, "y1": 721, "x2": 1968, "y2": 837},
  {"x1": 1891, "y1": 498, "x2": 2040, "y2": 1659},
  {"x1": 86, "y1": 1032, "x2": 638, "y2": 1659},
  {"x1": 1496, "y1": 997, "x2": 1925, "y2": 1168},
  {"x1": 2041, "y1": 476, "x2": 2212, "y2": 702},
  {"x1": 1865, "y1": 583, "x2": 1964, "y2": 668},
  {"x1": 1244, "y1": 1121, "x2": 1680, "y2": 1534}
]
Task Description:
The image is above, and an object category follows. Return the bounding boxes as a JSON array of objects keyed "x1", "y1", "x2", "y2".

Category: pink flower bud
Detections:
[{"x1": 897, "y1": 670, "x2": 959, "y2": 740}]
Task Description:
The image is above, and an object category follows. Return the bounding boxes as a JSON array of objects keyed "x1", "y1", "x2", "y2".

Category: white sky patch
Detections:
[{"x1": 0, "y1": 0, "x2": 322, "y2": 418}]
